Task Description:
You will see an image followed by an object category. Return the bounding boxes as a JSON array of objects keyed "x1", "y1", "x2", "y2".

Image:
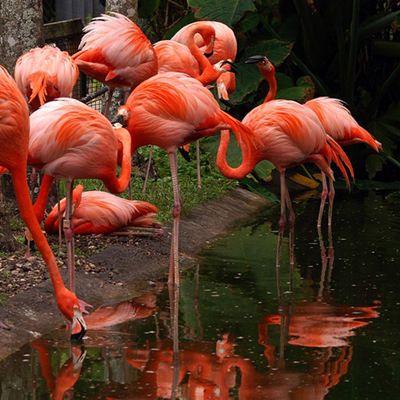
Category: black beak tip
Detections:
[
  {"x1": 220, "y1": 98, "x2": 234, "y2": 108},
  {"x1": 70, "y1": 322, "x2": 86, "y2": 342},
  {"x1": 245, "y1": 55, "x2": 265, "y2": 64},
  {"x1": 204, "y1": 51, "x2": 213, "y2": 58},
  {"x1": 113, "y1": 114, "x2": 126, "y2": 127}
]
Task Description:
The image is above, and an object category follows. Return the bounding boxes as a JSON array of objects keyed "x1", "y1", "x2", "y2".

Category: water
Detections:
[{"x1": 1, "y1": 190, "x2": 400, "y2": 399}]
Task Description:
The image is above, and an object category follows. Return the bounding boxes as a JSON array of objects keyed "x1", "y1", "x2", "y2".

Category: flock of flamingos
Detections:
[{"x1": 0, "y1": 12, "x2": 381, "y2": 340}]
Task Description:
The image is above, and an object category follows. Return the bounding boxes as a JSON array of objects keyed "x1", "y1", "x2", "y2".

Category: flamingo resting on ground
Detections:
[
  {"x1": 217, "y1": 56, "x2": 354, "y2": 267},
  {"x1": 44, "y1": 184, "x2": 162, "y2": 237},
  {"x1": 14, "y1": 45, "x2": 79, "y2": 113},
  {"x1": 0, "y1": 65, "x2": 86, "y2": 339},
  {"x1": 116, "y1": 71, "x2": 258, "y2": 285},
  {"x1": 28, "y1": 98, "x2": 132, "y2": 295},
  {"x1": 245, "y1": 55, "x2": 381, "y2": 227},
  {"x1": 72, "y1": 12, "x2": 158, "y2": 117}
]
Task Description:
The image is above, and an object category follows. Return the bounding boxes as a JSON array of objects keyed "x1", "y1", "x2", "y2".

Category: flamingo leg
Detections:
[
  {"x1": 168, "y1": 150, "x2": 182, "y2": 286},
  {"x1": 276, "y1": 171, "x2": 287, "y2": 269},
  {"x1": 103, "y1": 89, "x2": 114, "y2": 118},
  {"x1": 56, "y1": 179, "x2": 63, "y2": 250},
  {"x1": 143, "y1": 145, "x2": 154, "y2": 196},
  {"x1": 317, "y1": 172, "x2": 328, "y2": 227},
  {"x1": 196, "y1": 140, "x2": 202, "y2": 190},
  {"x1": 328, "y1": 177, "x2": 335, "y2": 227},
  {"x1": 64, "y1": 180, "x2": 76, "y2": 293}
]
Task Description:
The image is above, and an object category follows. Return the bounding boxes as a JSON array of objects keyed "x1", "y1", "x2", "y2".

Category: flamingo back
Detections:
[
  {"x1": 14, "y1": 46, "x2": 79, "y2": 110},
  {"x1": 28, "y1": 98, "x2": 118, "y2": 180},
  {"x1": 73, "y1": 12, "x2": 158, "y2": 90}
]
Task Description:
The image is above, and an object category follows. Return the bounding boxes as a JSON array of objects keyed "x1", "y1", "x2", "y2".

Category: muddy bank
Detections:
[{"x1": 0, "y1": 188, "x2": 271, "y2": 360}]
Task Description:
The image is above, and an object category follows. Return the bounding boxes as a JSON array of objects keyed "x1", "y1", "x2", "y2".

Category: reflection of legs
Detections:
[
  {"x1": 276, "y1": 171, "x2": 287, "y2": 269},
  {"x1": 169, "y1": 284, "x2": 181, "y2": 400},
  {"x1": 284, "y1": 186, "x2": 295, "y2": 266},
  {"x1": 168, "y1": 151, "x2": 182, "y2": 286},
  {"x1": 317, "y1": 172, "x2": 328, "y2": 227}
]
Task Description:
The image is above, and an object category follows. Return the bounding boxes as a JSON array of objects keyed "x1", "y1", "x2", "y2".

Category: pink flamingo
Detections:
[
  {"x1": 27, "y1": 98, "x2": 132, "y2": 295},
  {"x1": 116, "y1": 71, "x2": 258, "y2": 285},
  {"x1": 217, "y1": 55, "x2": 354, "y2": 266},
  {"x1": 0, "y1": 65, "x2": 86, "y2": 339},
  {"x1": 14, "y1": 45, "x2": 79, "y2": 113},
  {"x1": 43, "y1": 184, "x2": 162, "y2": 236},
  {"x1": 72, "y1": 12, "x2": 158, "y2": 117}
]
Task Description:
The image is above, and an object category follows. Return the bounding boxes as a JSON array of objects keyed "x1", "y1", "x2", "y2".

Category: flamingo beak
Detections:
[
  {"x1": 113, "y1": 114, "x2": 127, "y2": 127},
  {"x1": 220, "y1": 60, "x2": 237, "y2": 74},
  {"x1": 245, "y1": 55, "x2": 266, "y2": 64},
  {"x1": 71, "y1": 305, "x2": 87, "y2": 341}
]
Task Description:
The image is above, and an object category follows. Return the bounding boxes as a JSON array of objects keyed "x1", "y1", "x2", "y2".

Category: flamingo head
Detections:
[
  {"x1": 246, "y1": 55, "x2": 275, "y2": 78},
  {"x1": 203, "y1": 34, "x2": 215, "y2": 58},
  {"x1": 57, "y1": 289, "x2": 87, "y2": 341},
  {"x1": 115, "y1": 106, "x2": 130, "y2": 127}
]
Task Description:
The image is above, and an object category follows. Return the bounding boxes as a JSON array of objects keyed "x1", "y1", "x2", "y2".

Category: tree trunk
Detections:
[{"x1": 0, "y1": 0, "x2": 45, "y2": 74}]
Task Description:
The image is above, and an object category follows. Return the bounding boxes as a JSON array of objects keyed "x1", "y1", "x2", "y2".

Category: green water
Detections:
[{"x1": 0, "y1": 190, "x2": 399, "y2": 399}]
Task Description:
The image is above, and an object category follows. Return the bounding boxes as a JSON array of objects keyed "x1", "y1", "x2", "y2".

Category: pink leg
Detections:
[
  {"x1": 103, "y1": 90, "x2": 114, "y2": 118},
  {"x1": 276, "y1": 171, "x2": 287, "y2": 269},
  {"x1": 317, "y1": 172, "x2": 328, "y2": 228},
  {"x1": 142, "y1": 145, "x2": 153, "y2": 196},
  {"x1": 168, "y1": 151, "x2": 182, "y2": 286},
  {"x1": 196, "y1": 140, "x2": 202, "y2": 190},
  {"x1": 328, "y1": 178, "x2": 335, "y2": 227},
  {"x1": 64, "y1": 180, "x2": 75, "y2": 294}
]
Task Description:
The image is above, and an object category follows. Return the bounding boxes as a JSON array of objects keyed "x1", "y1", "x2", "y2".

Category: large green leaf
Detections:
[
  {"x1": 188, "y1": 0, "x2": 256, "y2": 27},
  {"x1": 359, "y1": 10, "x2": 400, "y2": 45},
  {"x1": 163, "y1": 13, "x2": 197, "y2": 39},
  {"x1": 138, "y1": 0, "x2": 160, "y2": 19},
  {"x1": 240, "y1": 177, "x2": 279, "y2": 201},
  {"x1": 230, "y1": 39, "x2": 292, "y2": 103},
  {"x1": 276, "y1": 76, "x2": 315, "y2": 103}
]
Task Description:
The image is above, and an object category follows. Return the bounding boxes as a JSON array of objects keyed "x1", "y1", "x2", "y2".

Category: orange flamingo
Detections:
[
  {"x1": 14, "y1": 46, "x2": 79, "y2": 113},
  {"x1": 171, "y1": 20, "x2": 237, "y2": 102},
  {"x1": 72, "y1": 12, "x2": 158, "y2": 117},
  {"x1": 245, "y1": 55, "x2": 381, "y2": 226},
  {"x1": 0, "y1": 66, "x2": 86, "y2": 339},
  {"x1": 43, "y1": 184, "x2": 162, "y2": 236},
  {"x1": 116, "y1": 71, "x2": 258, "y2": 285},
  {"x1": 217, "y1": 55, "x2": 354, "y2": 266},
  {"x1": 27, "y1": 98, "x2": 132, "y2": 295}
]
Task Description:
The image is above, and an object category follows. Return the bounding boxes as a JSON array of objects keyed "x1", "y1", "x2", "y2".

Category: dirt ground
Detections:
[{"x1": 0, "y1": 187, "x2": 271, "y2": 360}]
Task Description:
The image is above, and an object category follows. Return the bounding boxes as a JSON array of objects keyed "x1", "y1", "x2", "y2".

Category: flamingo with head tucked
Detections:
[{"x1": 0, "y1": 65, "x2": 86, "y2": 339}]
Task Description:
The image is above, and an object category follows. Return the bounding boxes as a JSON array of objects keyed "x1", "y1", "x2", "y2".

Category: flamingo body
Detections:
[
  {"x1": 72, "y1": 13, "x2": 158, "y2": 92},
  {"x1": 44, "y1": 185, "x2": 159, "y2": 235},
  {"x1": 0, "y1": 65, "x2": 85, "y2": 338},
  {"x1": 14, "y1": 46, "x2": 79, "y2": 112}
]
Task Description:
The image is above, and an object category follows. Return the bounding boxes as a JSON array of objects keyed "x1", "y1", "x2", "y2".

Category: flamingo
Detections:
[
  {"x1": 245, "y1": 55, "x2": 382, "y2": 227},
  {"x1": 43, "y1": 184, "x2": 162, "y2": 236},
  {"x1": 27, "y1": 98, "x2": 132, "y2": 295},
  {"x1": 171, "y1": 20, "x2": 237, "y2": 102},
  {"x1": 14, "y1": 45, "x2": 79, "y2": 113},
  {"x1": 0, "y1": 65, "x2": 86, "y2": 339},
  {"x1": 216, "y1": 56, "x2": 354, "y2": 267},
  {"x1": 72, "y1": 12, "x2": 158, "y2": 117},
  {"x1": 115, "y1": 71, "x2": 258, "y2": 285}
]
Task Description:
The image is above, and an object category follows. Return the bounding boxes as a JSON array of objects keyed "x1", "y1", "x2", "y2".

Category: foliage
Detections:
[{"x1": 142, "y1": 0, "x2": 400, "y2": 188}]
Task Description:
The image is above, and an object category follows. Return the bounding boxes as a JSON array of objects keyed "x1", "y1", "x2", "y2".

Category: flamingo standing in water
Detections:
[
  {"x1": 217, "y1": 56, "x2": 354, "y2": 266},
  {"x1": 0, "y1": 66, "x2": 86, "y2": 339},
  {"x1": 28, "y1": 98, "x2": 132, "y2": 294},
  {"x1": 44, "y1": 184, "x2": 162, "y2": 236},
  {"x1": 245, "y1": 55, "x2": 381, "y2": 227},
  {"x1": 72, "y1": 12, "x2": 158, "y2": 117},
  {"x1": 116, "y1": 71, "x2": 258, "y2": 285}
]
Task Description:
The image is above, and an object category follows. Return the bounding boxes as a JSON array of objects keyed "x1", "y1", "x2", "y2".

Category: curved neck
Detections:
[
  {"x1": 103, "y1": 127, "x2": 132, "y2": 193},
  {"x1": 196, "y1": 67, "x2": 225, "y2": 86},
  {"x1": 258, "y1": 65, "x2": 277, "y2": 104},
  {"x1": 32, "y1": 173, "x2": 54, "y2": 224},
  {"x1": 10, "y1": 167, "x2": 66, "y2": 297},
  {"x1": 186, "y1": 26, "x2": 214, "y2": 72},
  {"x1": 216, "y1": 130, "x2": 257, "y2": 179}
]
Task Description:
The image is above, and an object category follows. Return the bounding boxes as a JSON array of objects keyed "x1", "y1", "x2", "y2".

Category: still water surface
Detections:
[{"x1": 0, "y1": 190, "x2": 399, "y2": 399}]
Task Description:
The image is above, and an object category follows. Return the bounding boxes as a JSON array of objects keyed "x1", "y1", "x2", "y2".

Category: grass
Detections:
[
  {"x1": 0, "y1": 295, "x2": 6, "y2": 306},
  {"x1": 58, "y1": 143, "x2": 239, "y2": 225}
]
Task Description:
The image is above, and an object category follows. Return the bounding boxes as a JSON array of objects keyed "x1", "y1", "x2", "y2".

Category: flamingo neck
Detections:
[
  {"x1": 103, "y1": 127, "x2": 132, "y2": 194},
  {"x1": 10, "y1": 167, "x2": 67, "y2": 297},
  {"x1": 196, "y1": 67, "x2": 225, "y2": 86},
  {"x1": 186, "y1": 26, "x2": 214, "y2": 72},
  {"x1": 259, "y1": 67, "x2": 277, "y2": 104},
  {"x1": 216, "y1": 130, "x2": 257, "y2": 180},
  {"x1": 32, "y1": 173, "x2": 55, "y2": 224}
]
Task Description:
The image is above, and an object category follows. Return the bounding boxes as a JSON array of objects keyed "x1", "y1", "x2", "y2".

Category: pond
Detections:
[{"x1": 0, "y1": 189, "x2": 399, "y2": 399}]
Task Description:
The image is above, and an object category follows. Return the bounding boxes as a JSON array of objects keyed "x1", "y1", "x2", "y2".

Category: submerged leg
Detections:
[
  {"x1": 168, "y1": 150, "x2": 182, "y2": 286},
  {"x1": 317, "y1": 172, "x2": 328, "y2": 228}
]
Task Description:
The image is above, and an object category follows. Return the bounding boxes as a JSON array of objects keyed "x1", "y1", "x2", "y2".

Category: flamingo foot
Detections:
[{"x1": 78, "y1": 299, "x2": 93, "y2": 315}]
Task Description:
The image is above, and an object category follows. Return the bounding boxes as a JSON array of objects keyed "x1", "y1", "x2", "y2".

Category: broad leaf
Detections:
[
  {"x1": 164, "y1": 13, "x2": 197, "y2": 39},
  {"x1": 138, "y1": 0, "x2": 160, "y2": 19},
  {"x1": 240, "y1": 177, "x2": 279, "y2": 201},
  {"x1": 253, "y1": 160, "x2": 275, "y2": 181},
  {"x1": 359, "y1": 10, "x2": 400, "y2": 45},
  {"x1": 365, "y1": 154, "x2": 384, "y2": 180},
  {"x1": 188, "y1": 0, "x2": 256, "y2": 27},
  {"x1": 276, "y1": 76, "x2": 315, "y2": 103}
]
